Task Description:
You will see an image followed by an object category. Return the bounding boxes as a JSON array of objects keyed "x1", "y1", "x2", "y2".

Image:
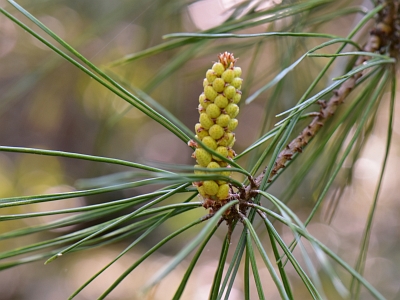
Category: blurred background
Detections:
[{"x1": 1, "y1": 0, "x2": 400, "y2": 299}]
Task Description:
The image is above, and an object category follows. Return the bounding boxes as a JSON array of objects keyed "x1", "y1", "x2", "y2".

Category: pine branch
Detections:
[{"x1": 255, "y1": 0, "x2": 398, "y2": 187}]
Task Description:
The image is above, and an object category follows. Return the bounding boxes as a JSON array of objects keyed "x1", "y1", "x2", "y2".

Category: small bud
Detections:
[
  {"x1": 206, "y1": 69, "x2": 217, "y2": 83},
  {"x1": 224, "y1": 85, "x2": 236, "y2": 99},
  {"x1": 214, "y1": 94, "x2": 229, "y2": 109},
  {"x1": 199, "y1": 93, "x2": 209, "y2": 108},
  {"x1": 228, "y1": 147, "x2": 236, "y2": 158},
  {"x1": 216, "y1": 184, "x2": 230, "y2": 200},
  {"x1": 231, "y1": 77, "x2": 243, "y2": 89},
  {"x1": 232, "y1": 91, "x2": 241, "y2": 104},
  {"x1": 197, "y1": 185, "x2": 207, "y2": 197},
  {"x1": 233, "y1": 67, "x2": 242, "y2": 77},
  {"x1": 212, "y1": 78, "x2": 225, "y2": 93},
  {"x1": 209, "y1": 124, "x2": 225, "y2": 140},
  {"x1": 204, "y1": 85, "x2": 217, "y2": 101},
  {"x1": 228, "y1": 136, "x2": 236, "y2": 148},
  {"x1": 206, "y1": 103, "x2": 221, "y2": 119},
  {"x1": 216, "y1": 114, "x2": 231, "y2": 127},
  {"x1": 195, "y1": 123, "x2": 209, "y2": 139},
  {"x1": 227, "y1": 118, "x2": 238, "y2": 131},
  {"x1": 219, "y1": 161, "x2": 229, "y2": 167},
  {"x1": 202, "y1": 136, "x2": 218, "y2": 150},
  {"x1": 225, "y1": 103, "x2": 239, "y2": 118},
  {"x1": 212, "y1": 62, "x2": 225, "y2": 76},
  {"x1": 199, "y1": 113, "x2": 214, "y2": 130},
  {"x1": 195, "y1": 148, "x2": 212, "y2": 167},
  {"x1": 203, "y1": 180, "x2": 219, "y2": 195},
  {"x1": 227, "y1": 132, "x2": 235, "y2": 148},
  {"x1": 212, "y1": 146, "x2": 229, "y2": 161},
  {"x1": 221, "y1": 69, "x2": 235, "y2": 83},
  {"x1": 207, "y1": 161, "x2": 221, "y2": 174},
  {"x1": 207, "y1": 161, "x2": 220, "y2": 170},
  {"x1": 218, "y1": 132, "x2": 233, "y2": 147}
]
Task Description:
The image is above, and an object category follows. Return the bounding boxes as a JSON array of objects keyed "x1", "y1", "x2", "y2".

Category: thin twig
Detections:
[{"x1": 255, "y1": 1, "x2": 398, "y2": 186}]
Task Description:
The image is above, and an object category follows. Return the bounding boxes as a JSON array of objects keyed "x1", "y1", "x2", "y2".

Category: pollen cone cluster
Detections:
[{"x1": 191, "y1": 52, "x2": 242, "y2": 205}]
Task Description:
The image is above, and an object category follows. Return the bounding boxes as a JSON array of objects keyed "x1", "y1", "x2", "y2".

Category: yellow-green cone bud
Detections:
[
  {"x1": 206, "y1": 103, "x2": 221, "y2": 119},
  {"x1": 195, "y1": 123, "x2": 209, "y2": 139},
  {"x1": 203, "y1": 180, "x2": 219, "y2": 196},
  {"x1": 209, "y1": 124, "x2": 224, "y2": 140},
  {"x1": 233, "y1": 67, "x2": 242, "y2": 77},
  {"x1": 199, "y1": 93, "x2": 209, "y2": 108},
  {"x1": 197, "y1": 185, "x2": 207, "y2": 197},
  {"x1": 228, "y1": 119, "x2": 238, "y2": 131},
  {"x1": 232, "y1": 91, "x2": 241, "y2": 104},
  {"x1": 228, "y1": 137, "x2": 236, "y2": 148},
  {"x1": 192, "y1": 52, "x2": 242, "y2": 204},
  {"x1": 212, "y1": 63, "x2": 225, "y2": 76},
  {"x1": 216, "y1": 184, "x2": 230, "y2": 200},
  {"x1": 206, "y1": 69, "x2": 217, "y2": 83},
  {"x1": 218, "y1": 132, "x2": 233, "y2": 147},
  {"x1": 207, "y1": 161, "x2": 220, "y2": 170},
  {"x1": 216, "y1": 114, "x2": 230, "y2": 127},
  {"x1": 214, "y1": 94, "x2": 229, "y2": 109},
  {"x1": 199, "y1": 113, "x2": 214, "y2": 130},
  {"x1": 219, "y1": 161, "x2": 229, "y2": 167},
  {"x1": 202, "y1": 136, "x2": 218, "y2": 150},
  {"x1": 204, "y1": 85, "x2": 217, "y2": 101},
  {"x1": 224, "y1": 85, "x2": 236, "y2": 99},
  {"x1": 212, "y1": 146, "x2": 229, "y2": 161},
  {"x1": 225, "y1": 103, "x2": 239, "y2": 118},
  {"x1": 221, "y1": 69, "x2": 235, "y2": 83},
  {"x1": 195, "y1": 148, "x2": 212, "y2": 167},
  {"x1": 212, "y1": 78, "x2": 225, "y2": 93},
  {"x1": 231, "y1": 77, "x2": 243, "y2": 89}
]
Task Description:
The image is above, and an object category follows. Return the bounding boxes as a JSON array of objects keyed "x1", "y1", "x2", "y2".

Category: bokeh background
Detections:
[{"x1": 1, "y1": 0, "x2": 400, "y2": 299}]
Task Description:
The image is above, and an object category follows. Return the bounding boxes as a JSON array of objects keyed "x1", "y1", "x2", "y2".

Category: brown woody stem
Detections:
[{"x1": 254, "y1": 1, "x2": 398, "y2": 187}]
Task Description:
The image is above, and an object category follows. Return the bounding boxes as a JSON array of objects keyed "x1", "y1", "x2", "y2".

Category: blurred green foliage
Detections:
[{"x1": 0, "y1": 0, "x2": 400, "y2": 299}]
